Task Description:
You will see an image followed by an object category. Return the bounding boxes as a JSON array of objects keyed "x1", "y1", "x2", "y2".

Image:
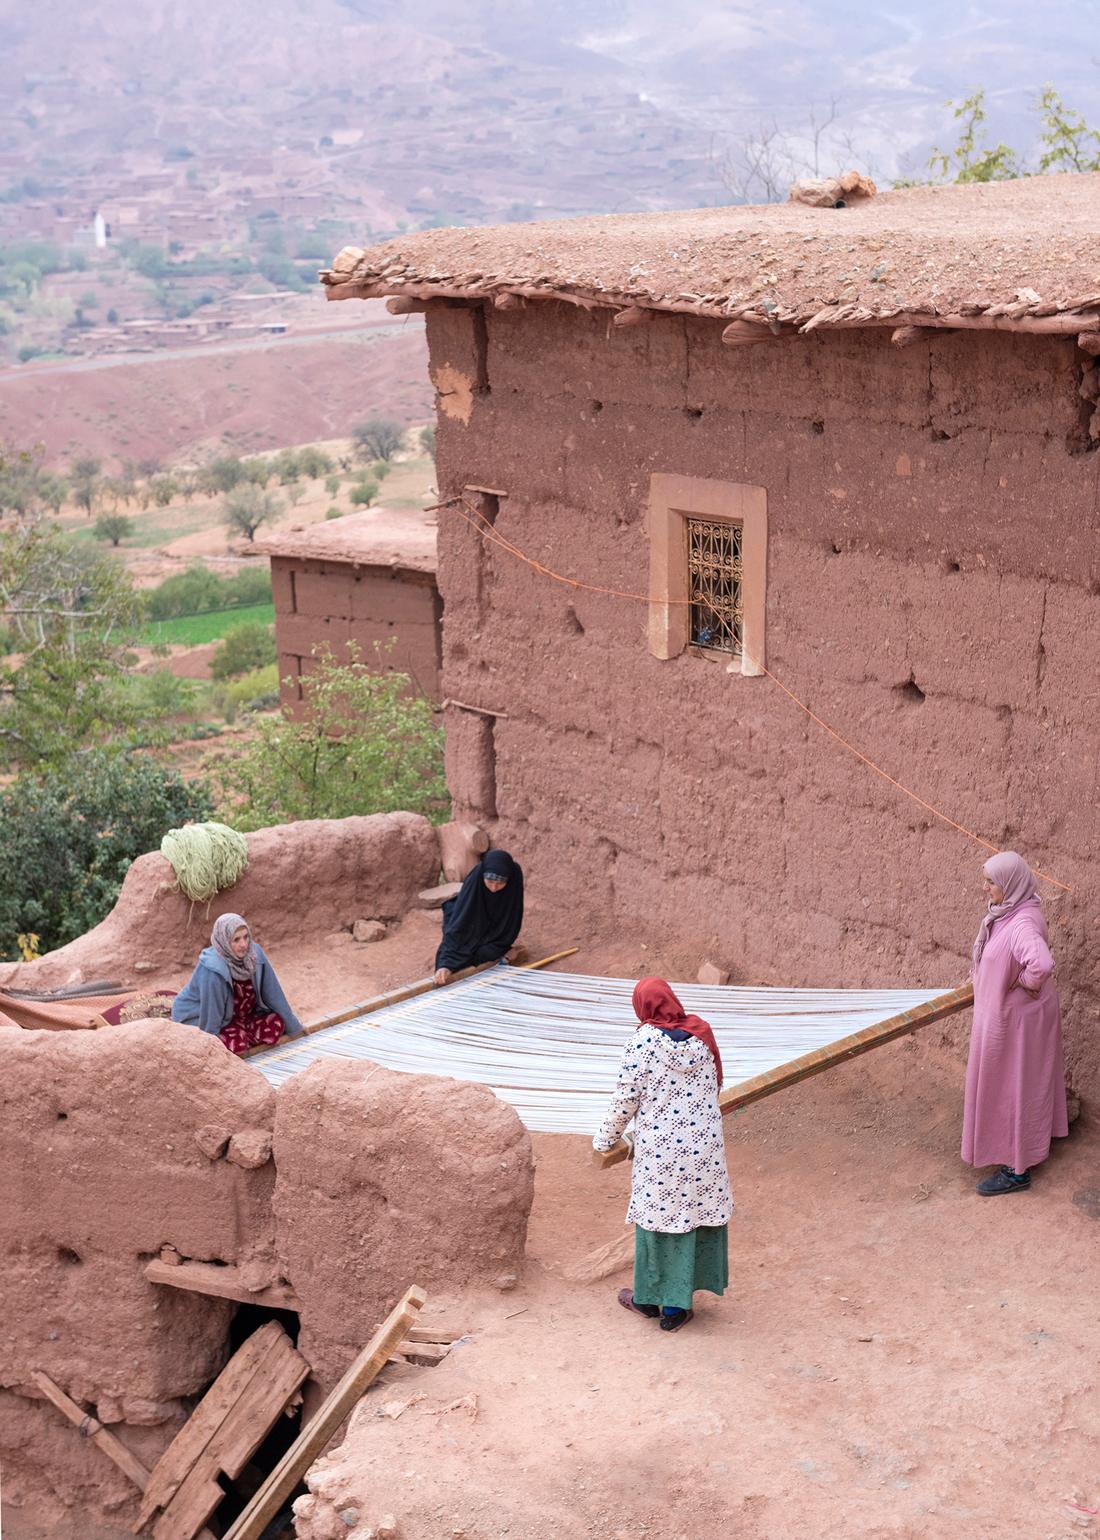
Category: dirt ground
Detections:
[{"x1": 143, "y1": 913, "x2": 1099, "y2": 1540}]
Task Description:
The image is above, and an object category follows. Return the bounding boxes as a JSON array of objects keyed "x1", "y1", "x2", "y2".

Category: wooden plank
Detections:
[
  {"x1": 32, "y1": 1370, "x2": 152, "y2": 1492},
  {"x1": 381, "y1": 1323, "x2": 464, "y2": 1344},
  {"x1": 137, "y1": 1322, "x2": 287, "y2": 1526},
  {"x1": 594, "y1": 983, "x2": 975, "y2": 1168},
  {"x1": 389, "y1": 1342, "x2": 449, "y2": 1367},
  {"x1": 152, "y1": 1337, "x2": 308, "y2": 1540},
  {"x1": 220, "y1": 1285, "x2": 427, "y2": 1540},
  {"x1": 144, "y1": 1259, "x2": 302, "y2": 1313}
]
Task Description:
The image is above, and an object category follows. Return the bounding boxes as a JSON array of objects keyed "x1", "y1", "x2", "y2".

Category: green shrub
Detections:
[
  {"x1": 93, "y1": 513, "x2": 133, "y2": 547},
  {"x1": 349, "y1": 480, "x2": 378, "y2": 507},
  {"x1": 324, "y1": 474, "x2": 341, "y2": 496},
  {"x1": 214, "y1": 643, "x2": 445, "y2": 831},
  {"x1": 0, "y1": 752, "x2": 213, "y2": 956},
  {"x1": 215, "y1": 662, "x2": 281, "y2": 723},
  {"x1": 210, "y1": 619, "x2": 277, "y2": 680},
  {"x1": 325, "y1": 506, "x2": 343, "y2": 520},
  {"x1": 419, "y1": 424, "x2": 435, "y2": 455},
  {"x1": 298, "y1": 445, "x2": 333, "y2": 479}
]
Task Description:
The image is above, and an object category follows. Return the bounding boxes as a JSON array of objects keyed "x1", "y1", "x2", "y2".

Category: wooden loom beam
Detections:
[{"x1": 594, "y1": 982, "x2": 975, "y2": 1168}]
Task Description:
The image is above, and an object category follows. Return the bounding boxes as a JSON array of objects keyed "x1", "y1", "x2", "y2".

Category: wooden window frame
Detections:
[{"x1": 647, "y1": 473, "x2": 767, "y2": 676}]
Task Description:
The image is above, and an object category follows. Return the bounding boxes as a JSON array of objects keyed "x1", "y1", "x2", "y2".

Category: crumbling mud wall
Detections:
[
  {"x1": 2, "y1": 811, "x2": 441, "y2": 997},
  {"x1": 274, "y1": 1061, "x2": 534, "y2": 1389},
  {"x1": 0, "y1": 1021, "x2": 534, "y2": 1540},
  {"x1": 428, "y1": 302, "x2": 1100, "y2": 1098},
  {"x1": 0, "y1": 1021, "x2": 277, "y2": 1540}
]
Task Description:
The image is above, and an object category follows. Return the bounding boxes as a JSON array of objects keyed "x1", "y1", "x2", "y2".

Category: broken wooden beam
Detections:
[
  {"x1": 594, "y1": 982, "x2": 975, "y2": 1167},
  {"x1": 612, "y1": 305, "x2": 654, "y2": 328},
  {"x1": 493, "y1": 292, "x2": 526, "y2": 310},
  {"x1": 135, "y1": 1320, "x2": 308, "y2": 1540},
  {"x1": 32, "y1": 1370, "x2": 154, "y2": 1493},
  {"x1": 144, "y1": 1260, "x2": 302, "y2": 1314},
  {"x1": 385, "y1": 296, "x2": 429, "y2": 315},
  {"x1": 721, "y1": 320, "x2": 777, "y2": 346},
  {"x1": 219, "y1": 1286, "x2": 428, "y2": 1540}
]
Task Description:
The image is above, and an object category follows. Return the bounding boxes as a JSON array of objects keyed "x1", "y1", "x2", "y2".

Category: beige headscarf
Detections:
[
  {"x1": 973, "y1": 852, "x2": 1039, "y2": 966},
  {"x1": 211, "y1": 912, "x2": 256, "y2": 982}
]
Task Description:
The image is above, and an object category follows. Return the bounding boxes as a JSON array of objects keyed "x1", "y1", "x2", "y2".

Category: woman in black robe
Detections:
[{"x1": 434, "y1": 849, "x2": 524, "y2": 985}]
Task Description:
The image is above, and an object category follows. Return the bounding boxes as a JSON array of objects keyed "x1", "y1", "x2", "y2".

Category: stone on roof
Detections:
[{"x1": 322, "y1": 174, "x2": 1100, "y2": 336}]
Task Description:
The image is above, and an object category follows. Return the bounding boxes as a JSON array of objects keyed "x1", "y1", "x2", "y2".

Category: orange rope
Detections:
[{"x1": 430, "y1": 494, "x2": 1073, "y2": 895}]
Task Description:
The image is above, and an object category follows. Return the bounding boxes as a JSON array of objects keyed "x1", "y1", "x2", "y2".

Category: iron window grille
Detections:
[{"x1": 686, "y1": 517, "x2": 743, "y2": 655}]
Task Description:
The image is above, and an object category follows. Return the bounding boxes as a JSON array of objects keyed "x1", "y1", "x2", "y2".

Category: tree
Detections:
[
  {"x1": 0, "y1": 752, "x2": 212, "y2": 956},
  {"x1": 1036, "y1": 86, "x2": 1100, "y2": 173},
  {"x1": 205, "y1": 456, "x2": 247, "y2": 495},
  {"x1": 214, "y1": 643, "x2": 446, "y2": 831},
  {"x1": 223, "y1": 484, "x2": 281, "y2": 542},
  {"x1": 349, "y1": 480, "x2": 379, "y2": 507},
  {"x1": 210, "y1": 620, "x2": 277, "y2": 681},
  {"x1": 298, "y1": 445, "x2": 334, "y2": 479},
  {"x1": 0, "y1": 521, "x2": 145, "y2": 766},
  {"x1": 38, "y1": 472, "x2": 68, "y2": 516},
  {"x1": 69, "y1": 455, "x2": 101, "y2": 516},
  {"x1": 419, "y1": 424, "x2": 436, "y2": 456},
  {"x1": 324, "y1": 473, "x2": 341, "y2": 497},
  {"x1": 929, "y1": 90, "x2": 1019, "y2": 183},
  {"x1": 352, "y1": 417, "x2": 404, "y2": 463},
  {"x1": 0, "y1": 444, "x2": 48, "y2": 517},
  {"x1": 149, "y1": 474, "x2": 179, "y2": 507},
  {"x1": 272, "y1": 448, "x2": 301, "y2": 484},
  {"x1": 94, "y1": 513, "x2": 133, "y2": 547}
]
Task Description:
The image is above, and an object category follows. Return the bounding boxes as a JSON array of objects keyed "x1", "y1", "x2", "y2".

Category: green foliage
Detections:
[
  {"x1": 0, "y1": 522, "x2": 145, "y2": 767},
  {"x1": 106, "y1": 307, "x2": 118, "y2": 323},
  {"x1": 419, "y1": 424, "x2": 436, "y2": 455},
  {"x1": 215, "y1": 643, "x2": 446, "y2": 831},
  {"x1": 370, "y1": 459, "x2": 390, "y2": 481},
  {"x1": 930, "y1": 91, "x2": 1019, "y2": 183},
  {"x1": 141, "y1": 602, "x2": 275, "y2": 647},
  {"x1": 127, "y1": 243, "x2": 170, "y2": 279},
  {"x1": 349, "y1": 480, "x2": 378, "y2": 507},
  {"x1": 214, "y1": 662, "x2": 281, "y2": 723},
  {"x1": 204, "y1": 456, "x2": 247, "y2": 495},
  {"x1": 352, "y1": 417, "x2": 404, "y2": 463},
  {"x1": 210, "y1": 619, "x2": 277, "y2": 680},
  {"x1": 0, "y1": 752, "x2": 212, "y2": 956},
  {"x1": 223, "y1": 484, "x2": 281, "y2": 542},
  {"x1": 0, "y1": 444, "x2": 50, "y2": 516},
  {"x1": 69, "y1": 454, "x2": 101, "y2": 514},
  {"x1": 297, "y1": 445, "x2": 334, "y2": 479},
  {"x1": 93, "y1": 512, "x2": 133, "y2": 547},
  {"x1": 146, "y1": 564, "x2": 273, "y2": 621},
  {"x1": 324, "y1": 473, "x2": 341, "y2": 496},
  {"x1": 149, "y1": 474, "x2": 179, "y2": 507},
  {"x1": 325, "y1": 506, "x2": 343, "y2": 520},
  {"x1": 272, "y1": 448, "x2": 301, "y2": 483},
  {"x1": 1036, "y1": 85, "x2": 1100, "y2": 173}
]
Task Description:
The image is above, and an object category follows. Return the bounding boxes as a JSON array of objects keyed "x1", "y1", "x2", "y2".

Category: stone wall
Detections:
[
  {"x1": 271, "y1": 554, "x2": 442, "y2": 705},
  {"x1": 427, "y1": 301, "x2": 1100, "y2": 1099}
]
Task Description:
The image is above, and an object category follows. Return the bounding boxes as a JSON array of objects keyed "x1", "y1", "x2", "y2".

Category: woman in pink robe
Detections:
[{"x1": 963, "y1": 851, "x2": 1068, "y2": 1195}]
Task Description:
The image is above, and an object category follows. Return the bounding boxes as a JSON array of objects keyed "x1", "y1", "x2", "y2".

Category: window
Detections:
[
  {"x1": 687, "y1": 516, "x2": 743, "y2": 656},
  {"x1": 647, "y1": 474, "x2": 767, "y2": 676}
]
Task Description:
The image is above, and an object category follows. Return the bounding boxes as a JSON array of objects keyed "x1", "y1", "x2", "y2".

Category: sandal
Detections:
[
  {"x1": 659, "y1": 1308, "x2": 694, "y2": 1333},
  {"x1": 617, "y1": 1288, "x2": 660, "y2": 1319}
]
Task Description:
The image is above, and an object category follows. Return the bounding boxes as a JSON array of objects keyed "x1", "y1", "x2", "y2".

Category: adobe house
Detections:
[
  {"x1": 322, "y1": 175, "x2": 1100, "y2": 1099},
  {"x1": 256, "y1": 505, "x2": 442, "y2": 703}
]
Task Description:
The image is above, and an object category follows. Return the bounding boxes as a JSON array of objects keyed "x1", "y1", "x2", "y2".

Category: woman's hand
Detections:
[
  {"x1": 1012, "y1": 980, "x2": 1040, "y2": 998},
  {"x1": 434, "y1": 967, "x2": 452, "y2": 986}
]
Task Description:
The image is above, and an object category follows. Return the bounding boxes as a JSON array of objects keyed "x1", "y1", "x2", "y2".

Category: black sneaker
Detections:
[
  {"x1": 977, "y1": 1166, "x2": 1031, "y2": 1196},
  {"x1": 658, "y1": 1308, "x2": 694, "y2": 1332}
]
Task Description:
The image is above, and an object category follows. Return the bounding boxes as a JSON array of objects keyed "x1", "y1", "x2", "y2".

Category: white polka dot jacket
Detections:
[{"x1": 593, "y1": 1024, "x2": 734, "y2": 1234}]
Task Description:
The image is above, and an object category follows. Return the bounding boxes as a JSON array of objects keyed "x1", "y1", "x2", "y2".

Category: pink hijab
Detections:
[{"x1": 972, "y1": 851, "x2": 1039, "y2": 966}]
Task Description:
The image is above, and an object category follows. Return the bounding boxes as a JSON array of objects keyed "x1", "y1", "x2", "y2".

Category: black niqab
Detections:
[{"x1": 435, "y1": 849, "x2": 524, "y2": 972}]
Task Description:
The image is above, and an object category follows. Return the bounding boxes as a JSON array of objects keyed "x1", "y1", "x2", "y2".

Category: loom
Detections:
[{"x1": 249, "y1": 963, "x2": 974, "y2": 1156}]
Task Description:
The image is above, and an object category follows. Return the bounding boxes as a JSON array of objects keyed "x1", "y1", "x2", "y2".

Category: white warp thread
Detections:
[{"x1": 248, "y1": 968, "x2": 947, "y2": 1134}]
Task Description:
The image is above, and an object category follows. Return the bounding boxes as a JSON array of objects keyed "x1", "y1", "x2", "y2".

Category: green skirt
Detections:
[{"x1": 633, "y1": 1224, "x2": 729, "y2": 1313}]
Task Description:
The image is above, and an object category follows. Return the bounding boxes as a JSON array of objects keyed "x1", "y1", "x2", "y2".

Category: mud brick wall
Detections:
[
  {"x1": 270, "y1": 554, "x2": 442, "y2": 704},
  {"x1": 426, "y1": 300, "x2": 1100, "y2": 1099}
]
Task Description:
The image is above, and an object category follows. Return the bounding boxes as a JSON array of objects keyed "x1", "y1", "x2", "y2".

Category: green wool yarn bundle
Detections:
[{"x1": 160, "y1": 822, "x2": 249, "y2": 902}]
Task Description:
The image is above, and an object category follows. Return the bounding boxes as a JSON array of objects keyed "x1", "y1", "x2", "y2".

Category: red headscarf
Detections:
[{"x1": 631, "y1": 976, "x2": 723, "y2": 1087}]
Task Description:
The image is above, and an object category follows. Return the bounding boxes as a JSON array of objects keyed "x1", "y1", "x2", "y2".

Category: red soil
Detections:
[{"x1": 0, "y1": 320, "x2": 430, "y2": 469}]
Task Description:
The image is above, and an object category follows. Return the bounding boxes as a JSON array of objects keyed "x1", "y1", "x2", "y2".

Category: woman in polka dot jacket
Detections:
[{"x1": 594, "y1": 977, "x2": 732, "y2": 1332}]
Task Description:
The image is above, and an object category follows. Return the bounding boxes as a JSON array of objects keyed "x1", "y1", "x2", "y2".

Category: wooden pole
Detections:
[
  {"x1": 219, "y1": 1286, "x2": 427, "y2": 1540},
  {"x1": 31, "y1": 1371, "x2": 153, "y2": 1493},
  {"x1": 248, "y1": 947, "x2": 579, "y2": 1056},
  {"x1": 594, "y1": 982, "x2": 974, "y2": 1168}
]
